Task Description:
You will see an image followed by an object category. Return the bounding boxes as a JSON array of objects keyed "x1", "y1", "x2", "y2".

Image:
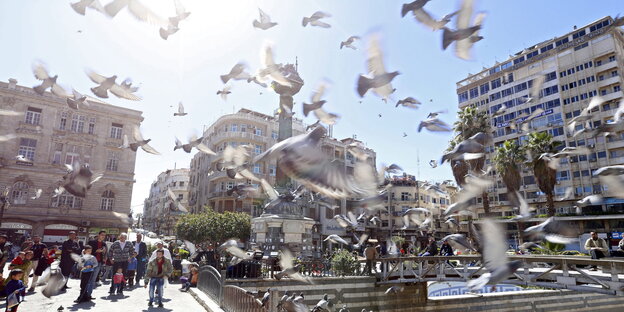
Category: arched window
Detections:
[
  {"x1": 11, "y1": 182, "x2": 29, "y2": 205},
  {"x1": 101, "y1": 190, "x2": 115, "y2": 211}
]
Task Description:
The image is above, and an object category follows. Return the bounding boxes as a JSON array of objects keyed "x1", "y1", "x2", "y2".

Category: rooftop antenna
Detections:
[
  {"x1": 417, "y1": 149, "x2": 421, "y2": 180},
  {"x1": 295, "y1": 56, "x2": 298, "y2": 72}
]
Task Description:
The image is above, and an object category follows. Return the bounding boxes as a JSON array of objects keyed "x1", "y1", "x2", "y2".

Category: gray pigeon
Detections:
[
  {"x1": 42, "y1": 261, "x2": 67, "y2": 298},
  {"x1": 411, "y1": 8, "x2": 458, "y2": 31},
  {"x1": 340, "y1": 36, "x2": 360, "y2": 50},
  {"x1": 253, "y1": 8, "x2": 277, "y2": 30},
  {"x1": 311, "y1": 294, "x2": 334, "y2": 312},
  {"x1": 356, "y1": 34, "x2": 399, "y2": 101},
  {"x1": 442, "y1": 234, "x2": 476, "y2": 252},
  {"x1": 304, "y1": 81, "x2": 340, "y2": 125},
  {"x1": 524, "y1": 217, "x2": 578, "y2": 244},
  {"x1": 127, "y1": 126, "x2": 160, "y2": 155},
  {"x1": 174, "y1": 102, "x2": 187, "y2": 116},
  {"x1": 159, "y1": 0, "x2": 190, "y2": 40},
  {"x1": 441, "y1": 132, "x2": 487, "y2": 163},
  {"x1": 396, "y1": 97, "x2": 421, "y2": 108},
  {"x1": 442, "y1": 0, "x2": 485, "y2": 60},
  {"x1": 32, "y1": 63, "x2": 68, "y2": 97},
  {"x1": 302, "y1": 11, "x2": 332, "y2": 28},
  {"x1": 62, "y1": 162, "x2": 103, "y2": 198},
  {"x1": 401, "y1": 0, "x2": 430, "y2": 17},
  {"x1": 66, "y1": 89, "x2": 89, "y2": 110},
  {"x1": 467, "y1": 219, "x2": 521, "y2": 292},
  {"x1": 216, "y1": 85, "x2": 232, "y2": 101},
  {"x1": 86, "y1": 70, "x2": 141, "y2": 100},
  {"x1": 429, "y1": 159, "x2": 438, "y2": 168},
  {"x1": 221, "y1": 63, "x2": 251, "y2": 83},
  {"x1": 418, "y1": 117, "x2": 452, "y2": 132},
  {"x1": 174, "y1": 136, "x2": 215, "y2": 155}
]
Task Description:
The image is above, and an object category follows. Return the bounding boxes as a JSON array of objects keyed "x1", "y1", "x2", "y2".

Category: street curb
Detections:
[{"x1": 188, "y1": 288, "x2": 224, "y2": 312}]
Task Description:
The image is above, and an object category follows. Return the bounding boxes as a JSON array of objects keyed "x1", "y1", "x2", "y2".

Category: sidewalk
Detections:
[{"x1": 188, "y1": 287, "x2": 225, "y2": 312}]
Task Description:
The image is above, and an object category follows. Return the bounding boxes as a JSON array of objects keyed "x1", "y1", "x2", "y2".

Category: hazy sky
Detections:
[{"x1": 0, "y1": 1, "x2": 620, "y2": 215}]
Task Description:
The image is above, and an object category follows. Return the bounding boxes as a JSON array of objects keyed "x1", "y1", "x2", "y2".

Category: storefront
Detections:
[
  {"x1": 0, "y1": 222, "x2": 32, "y2": 244},
  {"x1": 43, "y1": 224, "x2": 80, "y2": 244},
  {"x1": 88, "y1": 227, "x2": 121, "y2": 241}
]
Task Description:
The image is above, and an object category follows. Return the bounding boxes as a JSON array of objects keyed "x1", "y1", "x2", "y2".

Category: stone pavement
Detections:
[{"x1": 11, "y1": 276, "x2": 207, "y2": 312}]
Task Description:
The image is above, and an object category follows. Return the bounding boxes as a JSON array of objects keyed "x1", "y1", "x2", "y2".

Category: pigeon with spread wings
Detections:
[{"x1": 86, "y1": 70, "x2": 141, "y2": 101}]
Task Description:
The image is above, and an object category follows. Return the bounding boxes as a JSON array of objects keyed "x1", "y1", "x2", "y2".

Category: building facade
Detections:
[
  {"x1": 0, "y1": 79, "x2": 142, "y2": 243},
  {"x1": 143, "y1": 168, "x2": 190, "y2": 235},
  {"x1": 455, "y1": 16, "x2": 624, "y2": 240}
]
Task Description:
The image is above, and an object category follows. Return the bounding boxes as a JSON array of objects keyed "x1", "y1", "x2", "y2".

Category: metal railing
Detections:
[
  {"x1": 197, "y1": 265, "x2": 224, "y2": 305},
  {"x1": 224, "y1": 258, "x2": 338, "y2": 280},
  {"x1": 222, "y1": 285, "x2": 267, "y2": 312}
]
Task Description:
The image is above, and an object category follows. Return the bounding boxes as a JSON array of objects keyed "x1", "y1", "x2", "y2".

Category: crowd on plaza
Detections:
[{"x1": 0, "y1": 230, "x2": 205, "y2": 310}]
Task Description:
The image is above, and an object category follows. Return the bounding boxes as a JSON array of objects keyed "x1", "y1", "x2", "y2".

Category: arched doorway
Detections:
[{"x1": 44, "y1": 224, "x2": 78, "y2": 245}]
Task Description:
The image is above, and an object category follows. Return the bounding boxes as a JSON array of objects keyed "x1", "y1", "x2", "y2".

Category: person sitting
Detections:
[
  {"x1": 180, "y1": 265, "x2": 198, "y2": 292},
  {"x1": 584, "y1": 231, "x2": 609, "y2": 271},
  {"x1": 612, "y1": 237, "x2": 624, "y2": 257},
  {"x1": 439, "y1": 240, "x2": 454, "y2": 256},
  {"x1": 420, "y1": 238, "x2": 437, "y2": 256}
]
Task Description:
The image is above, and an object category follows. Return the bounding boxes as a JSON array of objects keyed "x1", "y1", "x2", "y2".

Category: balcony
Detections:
[
  {"x1": 16, "y1": 122, "x2": 43, "y2": 135},
  {"x1": 596, "y1": 75, "x2": 621, "y2": 88},
  {"x1": 208, "y1": 131, "x2": 274, "y2": 145},
  {"x1": 594, "y1": 59, "x2": 618, "y2": 73},
  {"x1": 607, "y1": 138, "x2": 624, "y2": 150},
  {"x1": 601, "y1": 90, "x2": 623, "y2": 102}
]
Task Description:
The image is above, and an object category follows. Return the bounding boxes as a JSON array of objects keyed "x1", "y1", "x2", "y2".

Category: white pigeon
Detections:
[
  {"x1": 216, "y1": 85, "x2": 232, "y2": 101},
  {"x1": 220, "y1": 63, "x2": 251, "y2": 84},
  {"x1": 70, "y1": 0, "x2": 105, "y2": 15},
  {"x1": 104, "y1": 0, "x2": 168, "y2": 27},
  {"x1": 302, "y1": 11, "x2": 332, "y2": 28},
  {"x1": 32, "y1": 62, "x2": 68, "y2": 97},
  {"x1": 253, "y1": 8, "x2": 277, "y2": 30},
  {"x1": 31, "y1": 189, "x2": 43, "y2": 200},
  {"x1": 173, "y1": 102, "x2": 187, "y2": 116},
  {"x1": 340, "y1": 36, "x2": 360, "y2": 50},
  {"x1": 324, "y1": 234, "x2": 349, "y2": 246},
  {"x1": 258, "y1": 42, "x2": 292, "y2": 87}
]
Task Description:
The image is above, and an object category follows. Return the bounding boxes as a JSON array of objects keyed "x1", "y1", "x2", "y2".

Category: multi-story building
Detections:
[
  {"x1": 0, "y1": 78, "x2": 142, "y2": 243},
  {"x1": 455, "y1": 16, "x2": 624, "y2": 239},
  {"x1": 143, "y1": 168, "x2": 189, "y2": 235},
  {"x1": 188, "y1": 108, "x2": 376, "y2": 252}
]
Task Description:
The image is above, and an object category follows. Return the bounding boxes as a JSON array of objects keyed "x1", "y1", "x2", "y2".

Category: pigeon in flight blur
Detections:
[
  {"x1": 401, "y1": 0, "x2": 430, "y2": 17},
  {"x1": 31, "y1": 189, "x2": 43, "y2": 200},
  {"x1": 333, "y1": 211, "x2": 358, "y2": 228},
  {"x1": 247, "y1": 76, "x2": 268, "y2": 88},
  {"x1": 396, "y1": 97, "x2": 421, "y2": 109},
  {"x1": 159, "y1": 0, "x2": 190, "y2": 40},
  {"x1": 302, "y1": 11, "x2": 332, "y2": 28},
  {"x1": 324, "y1": 234, "x2": 349, "y2": 246},
  {"x1": 218, "y1": 239, "x2": 251, "y2": 261},
  {"x1": 303, "y1": 80, "x2": 339, "y2": 125},
  {"x1": 275, "y1": 249, "x2": 313, "y2": 283},
  {"x1": 427, "y1": 110, "x2": 448, "y2": 118},
  {"x1": 467, "y1": 219, "x2": 521, "y2": 292},
  {"x1": 0, "y1": 109, "x2": 23, "y2": 117},
  {"x1": 254, "y1": 126, "x2": 363, "y2": 198},
  {"x1": 105, "y1": 0, "x2": 168, "y2": 27},
  {"x1": 418, "y1": 116, "x2": 452, "y2": 132},
  {"x1": 258, "y1": 42, "x2": 292, "y2": 88},
  {"x1": 62, "y1": 162, "x2": 103, "y2": 198},
  {"x1": 385, "y1": 286, "x2": 404, "y2": 295},
  {"x1": 356, "y1": 34, "x2": 400, "y2": 101},
  {"x1": 66, "y1": 90, "x2": 89, "y2": 110},
  {"x1": 174, "y1": 136, "x2": 216, "y2": 155},
  {"x1": 442, "y1": 0, "x2": 485, "y2": 60},
  {"x1": 173, "y1": 102, "x2": 187, "y2": 116},
  {"x1": 312, "y1": 294, "x2": 334, "y2": 312},
  {"x1": 442, "y1": 234, "x2": 476, "y2": 252},
  {"x1": 221, "y1": 63, "x2": 251, "y2": 84},
  {"x1": 410, "y1": 9, "x2": 458, "y2": 32},
  {"x1": 0, "y1": 134, "x2": 16, "y2": 142},
  {"x1": 253, "y1": 8, "x2": 277, "y2": 30},
  {"x1": 217, "y1": 85, "x2": 232, "y2": 101},
  {"x1": 441, "y1": 132, "x2": 487, "y2": 163},
  {"x1": 70, "y1": 0, "x2": 104, "y2": 15},
  {"x1": 403, "y1": 132, "x2": 408, "y2": 137},
  {"x1": 524, "y1": 217, "x2": 578, "y2": 244},
  {"x1": 429, "y1": 159, "x2": 438, "y2": 168},
  {"x1": 86, "y1": 70, "x2": 141, "y2": 100},
  {"x1": 32, "y1": 62, "x2": 68, "y2": 97},
  {"x1": 340, "y1": 36, "x2": 360, "y2": 50},
  {"x1": 127, "y1": 126, "x2": 160, "y2": 155}
]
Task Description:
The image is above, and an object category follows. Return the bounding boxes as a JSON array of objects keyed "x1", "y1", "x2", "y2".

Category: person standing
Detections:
[
  {"x1": 5, "y1": 269, "x2": 26, "y2": 312},
  {"x1": 149, "y1": 241, "x2": 172, "y2": 262},
  {"x1": 585, "y1": 231, "x2": 609, "y2": 271},
  {"x1": 133, "y1": 234, "x2": 148, "y2": 286},
  {"x1": 27, "y1": 235, "x2": 46, "y2": 291},
  {"x1": 107, "y1": 233, "x2": 133, "y2": 294},
  {"x1": 0, "y1": 234, "x2": 13, "y2": 275},
  {"x1": 363, "y1": 243, "x2": 378, "y2": 275},
  {"x1": 31, "y1": 246, "x2": 54, "y2": 292},
  {"x1": 126, "y1": 252, "x2": 138, "y2": 287},
  {"x1": 87, "y1": 230, "x2": 107, "y2": 298},
  {"x1": 75, "y1": 246, "x2": 97, "y2": 303},
  {"x1": 144, "y1": 250, "x2": 173, "y2": 308},
  {"x1": 60, "y1": 231, "x2": 81, "y2": 290}
]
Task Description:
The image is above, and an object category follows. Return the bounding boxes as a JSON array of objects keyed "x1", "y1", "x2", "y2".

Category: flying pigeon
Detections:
[
  {"x1": 15, "y1": 155, "x2": 32, "y2": 163},
  {"x1": 324, "y1": 234, "x2": 349, "y2": 246},
  {"x1": 429, "y1": 159, "x2": 438, "y2": 168},
  {"x1": 396, "y1": 97, "x2": 421, "y2": 109},
  {"x1": 32, "y1": 62, "x2": 68, "y2": 97},
  {"x1": 303, "y1": 80, "x2": 340, "y2": 125},
  {"x1": 302, "y1": 11, "x2": 332, "y2": 28},
  {"x1": 174, "y1": 102, "x2": 187, "y2": 116},
  {"x1": 401, "y1": 0, "x2": 430, "y2": 17},
  {"x1": 104, "y1": 0, "x2": 168, "y2": 27},
  {"x1": 247, "y1": 76, "x2": 268, "y2": 88},
  {"x1": 258, "y1": 42, "x2": 292, "y2": 87},
  {"x1": 385, "y1": 286, "x2": 404, "y2": 295},
  {"x1": 62, "y1": 162, "x2": 103, "y2": 198},
  {"x1": 418, "y1": 116, "x2": 452, "y2": 132},
  {"x1": 86, "y1": 70, "x2": 141, "y2": 100},
  {"x1": 442, "y1": 234, "x2": 476, "y2": 252},
  {"x1": 220, "y1": 63, "x2": 251, "y2": 84},
  {"x1": 159, "y1": 0, "x2": 190, "y2": 40},
  {"x1": 524, "y1": 217, "x2": 578, "y2": 244},
  {"x1": 174, "y1": 136, "x2": 216, "y2": 155},
  {"x1": 333, "y1": 211, "x2": 358, "y2": 228},
  {"x1": 275, "y1": 249, "x2": 313, "y2": 283},
  {"x1": 31, "y1": 189, "x2": 42, "y2": 200},
  {"x1": 127, "y1": 126, "x2": 160, "y2": 155},
  {"x1": 441, "y1": 132, "x2": 487, "y2": 163},
  {"x1": 253, "y1": 8, "x2": 277, "y2": 30},
  {"x1": 70, "y1": 0, "x2": 105, "y2": 15},
  {"x1": 66, "y1": 89, "x2": 89, "y2": 110},
  {"x1": 218, "y1": 239, "x2": 251, "y2": 261},
  {"x1": 411, "y1": 9, "x2": 458, "y2": 32},
  {"x1": 42, "y1": 261, "x2": 67, "y2": 298},
  {"x1": 356, "y1": 33, "x2": 400, "y2": 101},
  {"x1": 0, "y1": 134, "x2": 17, "y2": 142},
  {"x1": 442, "y1": 0, "x2": 485, "y2": 60},
  {"x1": 0, "y1": 109, "x2": 23, "y2": 117},
  {"x1": 217, "y1": 85, "x2": 232, "y2": 101},
  {"x1": 340, "y1": 36, "x2": 360, "y2": 50}
]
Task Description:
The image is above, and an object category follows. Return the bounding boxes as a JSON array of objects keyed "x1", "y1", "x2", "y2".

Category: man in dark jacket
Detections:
[
  {"x1": 60, "y1": 231, "x2": 81, "y2": 290},
  {"x1": 133, "y1": 233, "x2": 148, "y2": 286},
  {"x1": 86, "y1": 230, "x2": 107, "y2": 298},
  {"x1": 27, "y1": 235, "x2": 47, "y2": 291},
  {"x1": 108, "y1": 233, "x2": 134, "y2": 294}
]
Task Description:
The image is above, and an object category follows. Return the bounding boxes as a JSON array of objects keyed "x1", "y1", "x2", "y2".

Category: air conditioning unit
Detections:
[
  {"x1": 78, "y1": 227, "x2": 86, "y2": 233},
  {"x1": 81, "y1": 220, "x2": 91, "y2": 226}
]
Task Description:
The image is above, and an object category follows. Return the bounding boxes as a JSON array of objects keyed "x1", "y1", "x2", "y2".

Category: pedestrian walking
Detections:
[
  {"x1": 133, "y1": 233, "x2": 147, "y2": 287},
  {"x1": 26, "y1": 235, "x2": 46, "y2": 291},
  {"x1": 127, "y1": 252, "x2": 138, "y2": 287},
  {"x1": 30, "y1": 246, "x2": 54, "y2": 292},
  {"x1": 107, "y1": 233, "x2": 133, "y2": 294},
  {"x1": 112, "y1": 268, "x2": 126, "y2": 295},
  {"x1": 5, "y1": 269, "x2": 26, "y2": 312},
  {"x1": 87, "y1": 230, "x2": 108, "y2": 298},
  {"x1": 144, "y1": 250, "x2": 173, "y2": 308},
  {"x1": 60, "y1": 231, "x2": 81, "y2": 291},
  {"x1": 75, "y1": 246, "x2": 97, "y2": 303}
]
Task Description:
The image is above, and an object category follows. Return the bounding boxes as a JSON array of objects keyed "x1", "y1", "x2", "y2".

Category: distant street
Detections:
[{"x1": 17, "y1": 275, "x2": 205, "y2": 312}]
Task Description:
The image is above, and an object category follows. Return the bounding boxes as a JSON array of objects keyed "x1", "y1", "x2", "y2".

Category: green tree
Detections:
[
  {"x1": 525, "y1": 132, "x2": 561, "y2": 216},
  {"x1": 175, "y1": 208, "x2": 251, "y2": 245},
  {"x1": 493, "y1": 140, "x2": 526, "y2": 195},
  {"x1": 330, "y1": 249, "x2": 360, "y2": 276},
  {"x1": 448, "y1": 106, "x2": 491, "y2": 215}
]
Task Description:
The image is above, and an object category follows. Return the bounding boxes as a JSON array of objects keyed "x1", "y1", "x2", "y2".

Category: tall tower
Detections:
[{"x1": 272, "y1": 63, "x2": 304, "y2": 187}]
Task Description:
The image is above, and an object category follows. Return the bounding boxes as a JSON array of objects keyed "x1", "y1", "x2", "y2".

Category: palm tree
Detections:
[
  {"x1": 525, "y1": 131, "x2": 562, "y2": 216},
  {"x1": 493, "y1": 140, "x2": 526, "y2": 195},
  {"x1": 448, "y1": 106, "x2": 491, "y2": 216}
]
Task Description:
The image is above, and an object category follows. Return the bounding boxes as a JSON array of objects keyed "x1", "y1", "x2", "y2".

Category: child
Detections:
[
  {"x1": 126, "y1": 252, "x2": 138, "y2": 287},
  {"x1": 101, "y1": 257, "x2": 113, "y2": 283},
  {"x1": 112, "y1": 267, "x2": 126, "y2": 295},
  {"x1": 8, "y1": 252, "x2": 33, "y2": 287},
  {"x1": 180, "y1": 265, "x2": 198, "y2": 292},
  {"x1": 30, "y1": 247, "x2": 53, "y2": 292},
  {"x1": 5, "y1": 269, "x2": 26, "y2": 312},
  {"x1": 75, "y1": 246, "x2": 97, "y2": 303}
]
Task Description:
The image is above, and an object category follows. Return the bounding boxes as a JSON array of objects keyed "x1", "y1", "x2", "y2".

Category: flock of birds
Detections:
[{"x1": 4, "y1": 1, "x2": 624, "y2": 311}]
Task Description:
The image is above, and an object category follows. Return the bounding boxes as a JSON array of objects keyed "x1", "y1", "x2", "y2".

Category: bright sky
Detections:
[{"x1": 0, "y1": 1, "x2": 620, "y2": 215}]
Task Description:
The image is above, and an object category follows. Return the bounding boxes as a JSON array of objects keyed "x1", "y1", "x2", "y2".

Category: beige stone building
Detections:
[
  {"x1": 456, "y1": 16, "x2": 624, "y2": 241},
  {"x1": 0, "y1": 79, "x2": 142, "y2": 243},
  {"x1": 143, "y1": 168, "x2": 190, "y2": 235}
]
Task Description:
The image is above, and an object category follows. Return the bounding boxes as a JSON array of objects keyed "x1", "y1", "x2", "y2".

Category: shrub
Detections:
[{"x1": 331, "y1": 249, "x2": 359, "y2": 276}]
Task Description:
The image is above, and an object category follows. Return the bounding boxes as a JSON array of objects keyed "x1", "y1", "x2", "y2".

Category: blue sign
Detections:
[{"x1": 613, "y1": 232, "x2": 623, "y2": 239}]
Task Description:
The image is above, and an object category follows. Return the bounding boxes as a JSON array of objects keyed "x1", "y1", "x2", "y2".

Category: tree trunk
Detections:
[
  {"x1": 547, "y1": 193, "x2": 555, "y2": 217},
  {"x1": 481, "y1": 191, "x2": 490, "y2": 217}
]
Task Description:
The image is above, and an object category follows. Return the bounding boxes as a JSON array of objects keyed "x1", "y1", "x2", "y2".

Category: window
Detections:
[
  {"x1": 179, "y1": 181, "x2": 185, "y2": 187},
  {"x1": 271, "y1": 131, "x2": 278, "y2": 140},
  {"x1": 255, "y1": 128, "x2": 263, "y2": 136},
  {"x1": 70, "y1": 115, "x2": 85, "y2": 133},
  {"x1": 231, "y1": 124, "x2": 238, "y2": 132},
  {"x1": 572, "y1": 29, "x2": 586, "y2": 39},
  {"x1": 177, "y1": 194, "x2": 183, "y2": 200},
  {"x1": 65, "y1": 145, "x2": 80, "y2": 165},
  {"x1": 500, "y1": 62, "x2": 512, "y2": 70},
  {"x1": 53, "y1": 194, "x2": 82, "y2": 209},
  {"x1": 240, "y1": 124, "x2": 247, "y2": 132},
  {"x1": 540, "y1": 44, "x2": 553, "y2": 53},
  {"x1": 491, "y1": 78, "x2": 501, "y2": 89},
  {"x1": 469, "y1": 87, "x2": 479, "y2": 99},
  {"x1": 172, "y1": 181, "x2": 177, "y2": 187},
  {"x1": 18, "y1": 138, "x2": 37, "y2": 161},
  {"x1": 479, "y1": 83, "x2": 489, "y2": 94},
  {"x1": 556, "y1": 171, "x2": 569, "y2": 181},
  {"x1": 10, "y1": 182, "x2": 29, "y2": 205},
  {"x1": 555, "y1": 37, "x2": 569, "y2": 47},
  {"x1": 490, "y1": 92, "x2": 501, "y2": 101},
  {"x1": 269, "y1": 165, "x2": 276, "y2": 176},
  {"x1": 59, "y1": 112, "x2": 68, "y2": 130},
  {"x1": 88, "y1": 117, "x2": 96, "y2": 134},
  {"x1": 25, "y1": 107, "x2": 42, "y2": 125},
  {"x1": 253, "y1": 164, "x2": 261, "y2": 174},
  {"x1": 513, "y1": 56, "x2": 525, "y2": 65},
  {"x1": 100, "y1": 190, "x2": 115, "y2": 211},
  {"x1": 574, "y1": 42, "x2": 588, "y2": 51},
  {"x1": 501, "y1": 87, "x2": 513, "y2": 97},
  {"x1": 254, "y1": 144, "x2": 262, "y2": 154},
  {"x1": 52, "y1": 143, "x2": 63, "y2": 164},
  {"x1": 458, "y1": 91, "x2": 468, "y2": 103},
  {"x1": 110, "y1": 123, "x2": 123, "y2": 139},
  {"x1": 526, "y1": 50, "x2": 538, "y2": 59},
  {"x1": 106, "y1": 151, "x2": 119, "y2": 171}
]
